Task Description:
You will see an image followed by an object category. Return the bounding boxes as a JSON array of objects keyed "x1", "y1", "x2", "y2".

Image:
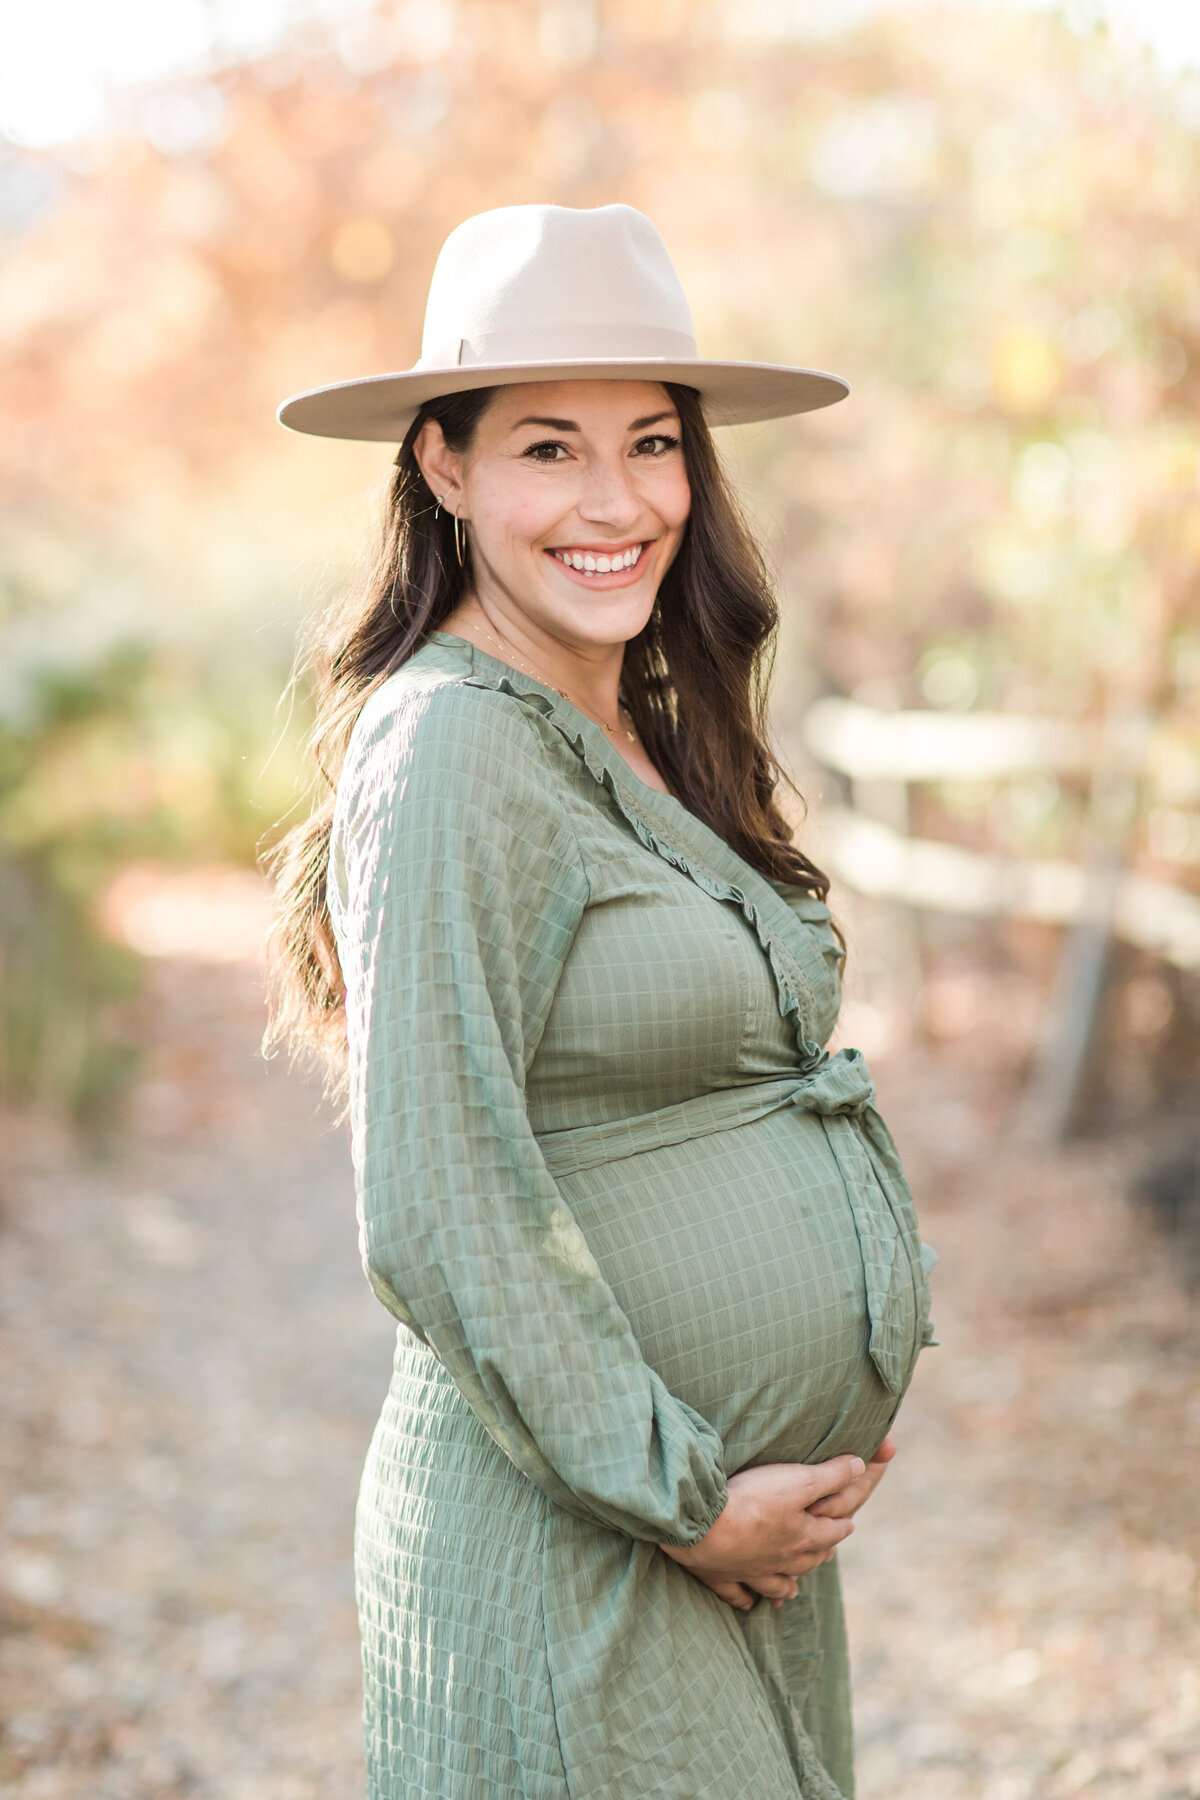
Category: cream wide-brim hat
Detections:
[{"x1": 276, "y1": 203, "x2": 849, "y2": 441}]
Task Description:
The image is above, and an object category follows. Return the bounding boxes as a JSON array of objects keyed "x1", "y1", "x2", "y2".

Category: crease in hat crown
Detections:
[
  {"x1": 416, "y1": 203, "x2": 700, "y2": 369},
  {"x1": 276, "y1": 200, "x2": 850, "y2": 439}
]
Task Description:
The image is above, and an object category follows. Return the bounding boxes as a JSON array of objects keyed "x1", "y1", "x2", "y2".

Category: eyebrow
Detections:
[{"x1": 509, "y1": 410, "x2": 679, "y2": 433}]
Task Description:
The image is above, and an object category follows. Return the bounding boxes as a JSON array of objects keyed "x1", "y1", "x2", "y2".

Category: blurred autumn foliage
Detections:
[{"x1": 2, "y1": 0, "x2": 1199, "y2": 1111}]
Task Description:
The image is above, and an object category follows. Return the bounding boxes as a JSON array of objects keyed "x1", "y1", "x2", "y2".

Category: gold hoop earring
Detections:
[{"x1": 452, "y1": 509, "x2": 467, "y2": 568}]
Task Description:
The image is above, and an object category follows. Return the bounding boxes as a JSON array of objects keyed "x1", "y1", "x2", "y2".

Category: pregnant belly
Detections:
[{"x1": 555, "y1": 1107, "x2": 916, "y2": 1470}]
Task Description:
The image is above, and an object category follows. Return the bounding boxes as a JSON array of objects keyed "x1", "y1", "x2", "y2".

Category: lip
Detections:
[
  {"x1": 543, "y1": 540, "x2": 652, "y2": 588},
  {"x1": 547, "y1": 540, "x2": 646, "y2": 554}
]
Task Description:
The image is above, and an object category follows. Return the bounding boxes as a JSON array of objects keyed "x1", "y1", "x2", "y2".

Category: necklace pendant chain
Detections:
[{"x1": 471, "y1": 622, "x2": 638, "y2": 742}]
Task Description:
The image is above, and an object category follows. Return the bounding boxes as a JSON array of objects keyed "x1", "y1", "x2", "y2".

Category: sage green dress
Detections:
[{"x1": 328, "y1": 631, "x2": 936, "y2": 1800}]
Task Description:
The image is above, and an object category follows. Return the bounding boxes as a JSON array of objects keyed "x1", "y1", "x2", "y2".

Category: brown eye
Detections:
[
  {"x1": 634, "y1": 434, "x2": 681, "y2": 456},
  {"x1": 524, "y1": 440, "x2": 570, "y2": 461}
]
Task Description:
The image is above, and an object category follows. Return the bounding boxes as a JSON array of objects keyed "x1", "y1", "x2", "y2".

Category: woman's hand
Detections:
[
  {"x1": 659, "y1": 1455, "x2": 866, "y2": 1614},
  {"x1": 806, "y1": 1432, "x2": 897, "y2": 1521}
]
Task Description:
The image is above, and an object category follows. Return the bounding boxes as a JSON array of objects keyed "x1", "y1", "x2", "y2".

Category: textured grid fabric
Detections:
[{"x1": 328, "y1": 631, "x2": 936, "y2": 1800}]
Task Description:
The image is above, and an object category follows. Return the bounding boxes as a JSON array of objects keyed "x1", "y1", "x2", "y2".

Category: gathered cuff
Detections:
[{"x1": 655, "y1": 1471, "x2": 730, "y2": 1550}]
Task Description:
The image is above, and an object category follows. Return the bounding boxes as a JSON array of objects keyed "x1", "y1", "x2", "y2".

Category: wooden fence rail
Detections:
[
  {"x1": 817, "y1": 807, "x2": 1200, "y2": 971},
  {"x1": 801, "y1": 695, "x2": 1200, "y2": 1139}
]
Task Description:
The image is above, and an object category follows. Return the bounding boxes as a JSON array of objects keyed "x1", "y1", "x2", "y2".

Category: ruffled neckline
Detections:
[
  {"x1": 427, "y1": 630, "x2": 838, "y2": 1067},
  {"x1": 429, "y1": 628, "x2": 682, "y2": 808}
]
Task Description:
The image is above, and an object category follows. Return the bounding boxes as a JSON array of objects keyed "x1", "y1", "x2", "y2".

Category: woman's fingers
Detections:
[
  {"x1": 703, "y1": 1578, "x2": 758, "y2": 1612},
  {"x1": 746, "y1": 1572, "x2": 799, "y2": 1603},
  {"x1": 663, "y1": 1458, "x2": 867, "y2": 1591},
  {"x1": 804, "y1": 1511, "x2": 856, "y2": 1551},
  {"x1": 808, "y1": 1477, "x2": 872, "y2": 1519},
  {"x1": 783, "y1": 1524, "x2": 853, "y2": 1575},
  {"x1": 709, "y1": 1574, "x2": 801, "y2": 1612},
  {"x1": 798, "y1": 1453, "x2": 866, "y2": 1507},
  {"x1": 808, "y1": 1438, "x2": 897, "y2": 1519}
]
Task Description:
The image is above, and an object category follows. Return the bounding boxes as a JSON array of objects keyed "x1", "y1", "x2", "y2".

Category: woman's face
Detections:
[{"x1": 415, "y1": 378, "x2": 691, "y2": 652}]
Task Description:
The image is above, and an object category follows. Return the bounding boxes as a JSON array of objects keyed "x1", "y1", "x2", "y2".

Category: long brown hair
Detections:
[{"x1": 264, "y1": 382, "x2": 831, "y2": 1086}]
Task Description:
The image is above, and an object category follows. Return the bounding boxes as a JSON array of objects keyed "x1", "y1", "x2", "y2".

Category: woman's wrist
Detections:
[{"x1": 656, "y1": 1474, "x2": 729, "y2": 1553}]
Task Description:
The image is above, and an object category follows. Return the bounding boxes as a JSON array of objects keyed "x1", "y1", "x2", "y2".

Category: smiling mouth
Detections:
[{"x1": 547, "y1": 543, "x2": 646, "y2": 576}]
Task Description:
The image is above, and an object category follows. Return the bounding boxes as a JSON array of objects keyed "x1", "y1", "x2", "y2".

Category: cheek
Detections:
[
  {"x1": 657, "y1": 465, "x2": 692, "y2": 533},
  {"x1": 471, "y1": 471, "x2": 567, "y2": 551}
]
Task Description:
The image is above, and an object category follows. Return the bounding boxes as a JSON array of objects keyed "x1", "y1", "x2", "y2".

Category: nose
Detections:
[{"x1": 576, "y1": 450, "x2": 643, "y2": 531}]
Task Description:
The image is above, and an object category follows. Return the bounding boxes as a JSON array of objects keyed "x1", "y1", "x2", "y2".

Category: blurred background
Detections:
[{"x1": 2, "y1": 1, "x2": 1199, "y2": 1796}]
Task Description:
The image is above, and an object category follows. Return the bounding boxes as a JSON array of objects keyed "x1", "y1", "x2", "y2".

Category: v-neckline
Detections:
[
  {"x1": 423, "y1": 629, "x2": 836, "y2": 1069},
  {"x1": 428, "y1": 630, "x2": 681, "y2": 810}
]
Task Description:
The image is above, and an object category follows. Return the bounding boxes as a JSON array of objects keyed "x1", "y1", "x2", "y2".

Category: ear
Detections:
[{"x1": 413, "y1": 417, "x2": 466, "y2": 512}]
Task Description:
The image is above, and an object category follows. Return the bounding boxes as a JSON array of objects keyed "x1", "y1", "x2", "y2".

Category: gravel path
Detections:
[
  {"x1": 2, "y1": 959, "x2": 1197, "y2": 1798},
  {"x1": 1, "y1": 962, "x2": 393, "y2": 1799}
]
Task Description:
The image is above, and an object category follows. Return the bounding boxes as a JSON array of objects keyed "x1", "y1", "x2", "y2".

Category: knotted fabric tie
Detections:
[{"x1": 783, "y1": 1048, "x2": 918, "y2": 1396}]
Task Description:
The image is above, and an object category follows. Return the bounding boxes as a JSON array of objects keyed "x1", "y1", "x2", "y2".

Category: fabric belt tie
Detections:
[
  {"x1": 536, "y1": 1048, "x2": 924, "y2": 1398},
  {"x1": 782, "y1": 1049, "x2": 916, "y2": 1397}
]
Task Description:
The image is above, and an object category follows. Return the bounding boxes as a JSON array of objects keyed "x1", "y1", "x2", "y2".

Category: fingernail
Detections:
[{"x1": 851, "y1": 1457, "x2": 865, "y2": 1476}]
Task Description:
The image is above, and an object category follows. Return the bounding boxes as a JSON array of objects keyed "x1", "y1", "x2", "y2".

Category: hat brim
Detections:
[{"x1": 276, "y1": 357, "x2": 849, "y2": 441}]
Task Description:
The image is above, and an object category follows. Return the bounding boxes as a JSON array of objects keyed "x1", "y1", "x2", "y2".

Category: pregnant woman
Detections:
[{"x1": 269, "y1": 203, "x2": 936, "y2": 1800}]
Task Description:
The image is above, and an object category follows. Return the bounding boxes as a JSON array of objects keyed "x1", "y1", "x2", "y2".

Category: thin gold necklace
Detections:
[{"x1": 465, "y1": 619, "x2": 638, "y2": 744}]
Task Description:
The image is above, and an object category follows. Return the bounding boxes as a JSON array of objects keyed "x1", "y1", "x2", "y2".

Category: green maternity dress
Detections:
[{"x1": 327, "y1": 631, "x2": 936, "y2": 1800}]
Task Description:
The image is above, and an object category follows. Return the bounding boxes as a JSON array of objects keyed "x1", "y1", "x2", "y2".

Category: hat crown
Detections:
[{"x1": 417, "y1": 203, "x2": 699, "y2": 369}]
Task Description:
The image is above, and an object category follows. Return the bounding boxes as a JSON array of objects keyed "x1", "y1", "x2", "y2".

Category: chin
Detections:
[
  {"x1": 543, "y1": 588, "x2": 659, "y2": 648},
  {"x1": 573, "y1": 611, "x2": 656, "y2": 652}
]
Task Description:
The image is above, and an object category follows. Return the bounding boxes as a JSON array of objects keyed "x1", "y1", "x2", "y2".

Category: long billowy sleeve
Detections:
[{"x1": 328, "y1": 679, "x2": 728, "y2": 1545}]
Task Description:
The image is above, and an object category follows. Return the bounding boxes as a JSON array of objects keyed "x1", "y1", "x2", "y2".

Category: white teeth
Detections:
[{"x1": 553, "y1": 545, "x2": 644, "y2": 574}]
